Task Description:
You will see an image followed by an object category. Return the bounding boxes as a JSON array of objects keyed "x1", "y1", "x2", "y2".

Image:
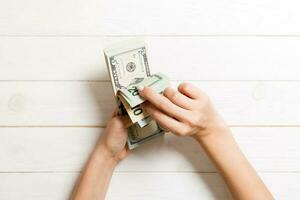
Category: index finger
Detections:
[{"x1": 138, "y1": 85, "x2": 189, "y2": 121}]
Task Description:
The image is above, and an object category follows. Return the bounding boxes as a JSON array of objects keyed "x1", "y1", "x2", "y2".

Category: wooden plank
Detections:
[
  {"x1": 1, "y1": 0, "x2": 300, "y2": 35},
  {"x1": 0, "y1": 127, "x2": 299, "y2": 172},
  {"x1": 1, "y1": 81, "x2": 300, "y2": 126},
  {"x1": 1, "y1": 37, "x2": 300, "y2": 80},
  {"x1": 0, "y1": 172, "x2": 298, "y2": 200}
]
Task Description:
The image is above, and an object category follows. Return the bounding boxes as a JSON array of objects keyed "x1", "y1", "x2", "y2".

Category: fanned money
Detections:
[
  {"x1": 104, "y1": 39, "x2": 168, "y2": 149},
  {"x1": 118, "y1": 73, "x2": 170, "y2": 108},
  {"x1": 118, "y1": 73, "x2": 170, "y2": 126}
]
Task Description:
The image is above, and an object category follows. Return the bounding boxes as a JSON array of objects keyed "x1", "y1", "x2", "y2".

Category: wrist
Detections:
[
  {"x1": 193, "y1": 116, "x2": 230, "y2": 142},
  {"x1": 94, "y1": 144, "x2": 119, "y2": 166},
  {"x1": 193, "y1": 124, "x2": 233, "y2": 161}
]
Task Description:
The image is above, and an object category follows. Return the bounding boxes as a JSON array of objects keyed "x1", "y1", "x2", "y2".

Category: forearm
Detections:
[
  {"x1": 71, "y1": 145, "x2": 117, "y2": 200},
  {"x1": 195, "y1": 123, "x2": 273, "y2": 200}
]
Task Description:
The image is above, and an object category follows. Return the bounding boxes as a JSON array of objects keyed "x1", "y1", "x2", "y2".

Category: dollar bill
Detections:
[
  {"x1": 118, "y1": 93, "x2": 150, "y2": 125},
  {"x1": 118, "y1": 73, "x2": 170, "y2": 108},
  {"x1": 118, "y1": 73, "x2": 170, "y2": 127},
  {"x1": 104, "y1": 39, "x2": 165, "y2": 149}
]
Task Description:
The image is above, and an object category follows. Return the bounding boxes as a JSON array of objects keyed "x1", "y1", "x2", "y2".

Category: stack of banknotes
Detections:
[{"x1": 104, "y1": 39, "x2": 170, "y2": 149}]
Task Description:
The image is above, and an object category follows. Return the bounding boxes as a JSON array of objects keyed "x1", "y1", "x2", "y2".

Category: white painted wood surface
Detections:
[
  {"x1": 1, "y1": 0, "x2": 300, "y2": 199},
  {"x1": 1, "y1": 0, "x2": 300, "y2": 35},
  {"x1": 1, "y1": 81, "x2": 300, "y2": 126},
  {"x1": 0, "y1": 127, "x2": 300, "y2": 172},
  {"x1": 1, "y1": 37, "x2": 300, "y2": 80},
  {"x1": 2, "y1": 172, "x2": 299, "y2": 200},
  {"x1": 0, "y1": 172, "x2": 299, "y2": 200}
]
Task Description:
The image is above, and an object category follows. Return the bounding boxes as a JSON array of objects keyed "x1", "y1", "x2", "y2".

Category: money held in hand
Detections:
[
  {"x1": 118, "y1": 73, "x2": 170, "y2": 108},
  {"x1": 118, "y1": 73, "x2": 170, "y2": 125},
  {"x1": 104, "y1": 39, "x2": 170, "y2": 149}
]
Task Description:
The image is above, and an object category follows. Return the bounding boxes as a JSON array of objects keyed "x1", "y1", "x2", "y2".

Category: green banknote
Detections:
[
  {"x1": 118, "y1": 73, "x2": 170, "y2": 108},
  {"x1": 104, "y1": 39, "x2": 167, "y2": 149}
]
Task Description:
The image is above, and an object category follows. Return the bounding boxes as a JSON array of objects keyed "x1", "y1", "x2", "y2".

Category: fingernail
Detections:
[{"x1": 137, "y1": 85, "x2": 144, "y2": 92}]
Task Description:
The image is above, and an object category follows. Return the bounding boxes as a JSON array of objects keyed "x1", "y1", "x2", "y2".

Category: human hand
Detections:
[
  {"x1": 70, "y1": 111, "x2": 132, "y2": 200},
  {"x1": 137, "y1": 83, "x2": 274, "y2": 200},
  {"x1": 138, "y1": 83, "x2": 228, "y2": 139},
  {"x1": 96, "y1": 110, "x2": 132, "y2": 162}
]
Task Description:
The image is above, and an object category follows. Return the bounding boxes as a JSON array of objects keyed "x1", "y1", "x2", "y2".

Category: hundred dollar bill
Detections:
[{"x1": 104, "y1": 39, "x2": 165, "y2": 149}]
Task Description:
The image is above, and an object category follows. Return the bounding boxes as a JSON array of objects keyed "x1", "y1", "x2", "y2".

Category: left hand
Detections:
[{"x1": 97, "y1": 110, "x2": 132, "y2": 162}]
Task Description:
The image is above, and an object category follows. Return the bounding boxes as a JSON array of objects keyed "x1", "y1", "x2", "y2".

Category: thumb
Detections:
[{"x1": 117, "y1": 115, "x2": 133, "y2": 128}]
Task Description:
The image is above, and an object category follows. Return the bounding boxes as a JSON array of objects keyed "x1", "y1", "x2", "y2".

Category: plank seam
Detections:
[
  {"x1": 1, "y1": 80, "x2": 300, "y2": 82},
  {"x1": 0, "y1": 171, "x2": 299, "y2": 174},
  {"x1": 1, "y1": 125, "x2": 300, "y2": 128},
  {"x1": 3, "y1": 34, "x2": 300, "y2": 37}
]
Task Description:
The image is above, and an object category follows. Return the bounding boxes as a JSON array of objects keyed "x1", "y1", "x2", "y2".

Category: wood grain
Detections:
[
  {"x1": 1, "y1": 37, "x2": 300, "y2": 80},
  {"x1": 1, "y1": 0, "x2": 300, "y2": 35},
  {"x1": 1, "y1": 0, "x2": 300, "y2": 198},
  {"x1": 0, "y1": 127, "x2": 299, "y2": 172},
  {"x1": 0, "y1": 172, "x2": 298, "y2": 200},
  {"x1": 0, "y1": 81, "x2": 300, "y2": 126}
]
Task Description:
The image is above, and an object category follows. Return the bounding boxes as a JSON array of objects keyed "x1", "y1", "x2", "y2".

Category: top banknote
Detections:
[{"x1": 104, "y1": 39, "x2": 167, "y2": 149}]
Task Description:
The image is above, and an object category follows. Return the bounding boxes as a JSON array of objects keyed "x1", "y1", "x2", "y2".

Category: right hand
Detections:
[{"x1": 138, "y1": 82, "x2": 228, "y2": 139}]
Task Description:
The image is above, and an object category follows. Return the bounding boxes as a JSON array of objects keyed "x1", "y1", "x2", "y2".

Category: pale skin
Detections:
[{"x1": 71, "y1": 82, "x2": 274, "y2": 200}]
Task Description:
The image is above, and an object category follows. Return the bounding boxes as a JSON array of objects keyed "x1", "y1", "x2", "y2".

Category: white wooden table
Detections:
[{"x1": 1, "y1": 0, "x2": 300, "y2": 199}]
